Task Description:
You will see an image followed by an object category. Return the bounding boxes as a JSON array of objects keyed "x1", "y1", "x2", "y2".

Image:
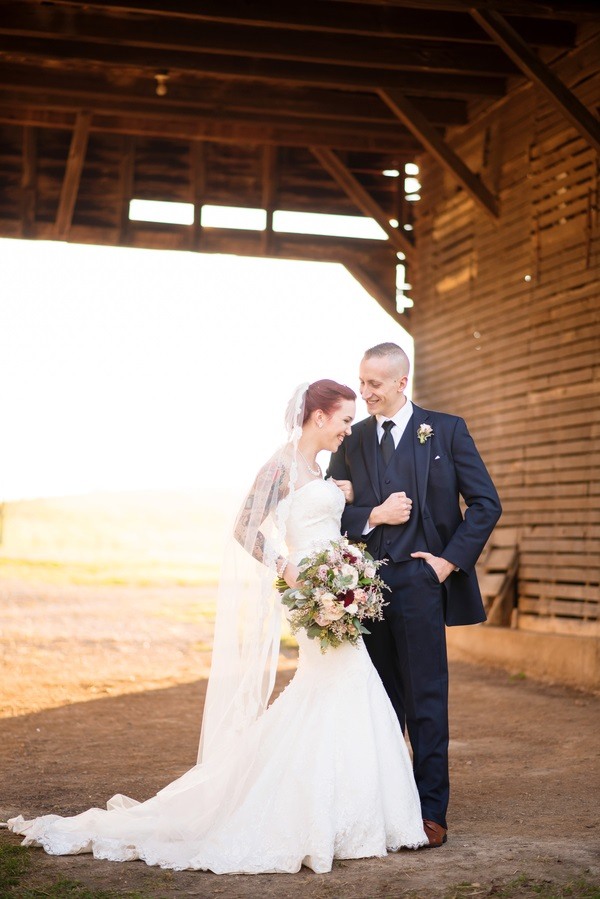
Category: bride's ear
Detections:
[{"x1": 313, "y1": 409, "x2": 326, "y2": 430}]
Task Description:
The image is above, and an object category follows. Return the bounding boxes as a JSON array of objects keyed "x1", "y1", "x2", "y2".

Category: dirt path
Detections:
[{"x1": 1, "y1": 579, "x2": 599, "y2": 898}]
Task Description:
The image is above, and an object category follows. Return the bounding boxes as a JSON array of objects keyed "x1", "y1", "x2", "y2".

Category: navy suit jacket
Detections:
[{"x1": 327, "y1": 404, "x2": 502, "y2": 626}]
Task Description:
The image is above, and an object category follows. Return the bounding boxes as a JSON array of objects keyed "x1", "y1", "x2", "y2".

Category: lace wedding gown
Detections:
[{"x1": 8, "y1": 479, "x2": 427, "y2": 873}]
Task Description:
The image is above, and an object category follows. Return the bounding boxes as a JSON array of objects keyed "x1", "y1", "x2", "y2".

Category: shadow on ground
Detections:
[{"x1": 1, "y1": 663, "x2": 599, "y2": 898}]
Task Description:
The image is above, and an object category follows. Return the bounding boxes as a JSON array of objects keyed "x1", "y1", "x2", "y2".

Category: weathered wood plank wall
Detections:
[{"x1": 412, "y1": 25, "x2": 599, "y2": 637}]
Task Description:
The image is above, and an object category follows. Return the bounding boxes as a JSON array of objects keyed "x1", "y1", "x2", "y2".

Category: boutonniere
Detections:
[{"x1": 417, "y1": 423, "x2": 434, "y2": 444}]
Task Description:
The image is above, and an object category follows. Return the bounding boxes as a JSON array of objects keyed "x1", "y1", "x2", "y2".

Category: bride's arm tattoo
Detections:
[{"x1": 234, "y1": 463, "x2": 289, "y2": 565}]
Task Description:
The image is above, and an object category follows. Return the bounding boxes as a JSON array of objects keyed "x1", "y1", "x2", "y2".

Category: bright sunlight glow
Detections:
[
  {"x1": 129, "y1": 199, "x2": 195, "y2": 226},
  {"x1": 273, "y1": 210, "x2": 387, "y2": 240},
  {"x1": 0, "y1": 239, "x2": 413, "y2": 501},
  {"x1": 200, "y1": 205, "x2": 267, "y2": 231}
]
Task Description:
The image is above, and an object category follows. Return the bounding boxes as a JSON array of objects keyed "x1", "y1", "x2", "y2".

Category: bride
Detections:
[{"x1": 6, "y1": 380, "x2": 427, "y2": 874}]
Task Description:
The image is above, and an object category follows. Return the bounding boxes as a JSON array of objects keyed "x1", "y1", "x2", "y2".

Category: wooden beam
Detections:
[
  {"x1": 379, "y1": 89, "x2": 499, "y2": 218},
  {"x1": 20, "y1": 125, "x2": 36, "y2": 237},
  {"x1": 310, "y1": 147, "x2": 415, "y2": 259},
  {"x1": 0, "y1": 216, "x2": 397, "y2": 273},
  {"x1": 55, "y1": 110, "x2": 91, "y2": 239},
  {"x1": 1, "y1": 61, "x2": 470, "y2": 127},
  {"x1": 470, "y1": 9, "x2": 600, "y2": 154},
  {"x1": 0, "y1": 36, "x2": 508, "y2": 99},
  {"x1": 0, "y1": 4, "x2": 518, "y2": 76},
  {"x1": 16, "y1": 1, "x2": 576, "y2": 47},
  {"x1": 0, "y1": 96, "x2": 421, "y2": 153},
  {"x1": 319, "y1": 0, "x2": 600, "y2": 18}
]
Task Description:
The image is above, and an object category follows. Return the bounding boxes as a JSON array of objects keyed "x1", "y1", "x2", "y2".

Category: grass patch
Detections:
[
  {"x1": 0, "y1": 842, "x2": 168, "y2": 897},
  {"x1": 16, "y1": 879, "x2": 156, "y2": 898},
  {"x1": 440, "y1": 875, "x2": 600, "y2": 898},
  {"x1": 0, "y1": 843, "x2": 30, "y2": 893}
]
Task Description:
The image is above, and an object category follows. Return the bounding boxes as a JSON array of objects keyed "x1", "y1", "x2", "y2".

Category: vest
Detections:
[{"x1": 372, "y1": 417, "x2": 429, "y2": 563}]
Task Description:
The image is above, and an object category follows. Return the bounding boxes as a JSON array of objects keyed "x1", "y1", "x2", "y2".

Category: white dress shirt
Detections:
[
  {"x1": 362, "y1": 400, "x2": 413, "y2": 535},
  {"x1": 375, "y1": 399, "x2": 414, "y2": 447}
]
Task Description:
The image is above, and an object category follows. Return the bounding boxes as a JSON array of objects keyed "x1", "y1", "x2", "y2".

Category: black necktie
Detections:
[{"x1": 380, "y1": 420, "x2": 396, "y2": 466}]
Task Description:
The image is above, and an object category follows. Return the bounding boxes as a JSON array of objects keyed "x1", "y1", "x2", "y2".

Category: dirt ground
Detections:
[{"x1": 1, "y1": 578, "x2": 599, "y2": 898}]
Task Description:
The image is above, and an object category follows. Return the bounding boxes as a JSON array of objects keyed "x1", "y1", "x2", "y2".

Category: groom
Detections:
[{"x1": 328, "y1": 342, "x2": 501, "y2": 847}]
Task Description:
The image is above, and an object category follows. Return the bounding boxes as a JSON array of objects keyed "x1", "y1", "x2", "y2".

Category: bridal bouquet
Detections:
[{"x1": 278, "y1": 537, "x2": 388, "y2": 652}]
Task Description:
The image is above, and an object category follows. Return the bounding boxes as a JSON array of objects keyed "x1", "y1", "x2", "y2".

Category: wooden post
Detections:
[
  {"x1": 20, "y1": 125, "x2": 37, "y2": 238},
  {"x1": 55, "y1": 110, "x2": 91, "y2": 240},
  {"x1": 261, "y1": 144, "x2": 278, "y2": 255},
  {"x1": 190, "y1": 140, "x2": 206, "y2": 250},
  {"x1": 118, "y1": 134, "x2": 135, "y2": 246}
]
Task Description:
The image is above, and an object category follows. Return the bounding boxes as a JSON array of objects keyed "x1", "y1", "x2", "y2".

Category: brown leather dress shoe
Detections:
[{"x1": 422, "y1": 819, "x2": 448, "y2": 848}]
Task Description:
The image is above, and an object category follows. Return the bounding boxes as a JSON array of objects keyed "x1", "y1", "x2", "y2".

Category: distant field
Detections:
[{"x1": 0, "y1": 490, "x2": 240, "y2": 585}]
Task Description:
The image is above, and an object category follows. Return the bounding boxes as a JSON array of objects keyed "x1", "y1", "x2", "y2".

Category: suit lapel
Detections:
[
  {"x1": 412, "y1": 404, "x2": 432, "y2": 509},
  {"x1": 360, "y1": 416, "x2": 381, "y2": 502}
]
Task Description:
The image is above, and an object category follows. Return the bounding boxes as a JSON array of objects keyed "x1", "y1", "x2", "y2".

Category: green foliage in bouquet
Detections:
[{"x1": 275, "y1": 537, "x2": 388, "y2": 653}]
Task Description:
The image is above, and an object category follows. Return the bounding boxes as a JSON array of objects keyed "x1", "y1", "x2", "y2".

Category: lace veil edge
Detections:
[{"x1": 197, "y1": 382, "x2": 308, "y2": 768}]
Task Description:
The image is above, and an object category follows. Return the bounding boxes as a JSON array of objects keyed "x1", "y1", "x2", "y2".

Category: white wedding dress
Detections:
[{"x1": 8, "y1": 479, "x2": 427, "y2": 873}]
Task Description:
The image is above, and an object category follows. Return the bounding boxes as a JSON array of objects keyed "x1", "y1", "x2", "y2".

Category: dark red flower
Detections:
[{"x1": 338, "y1": 589, "x2": 355, "y2": 607}]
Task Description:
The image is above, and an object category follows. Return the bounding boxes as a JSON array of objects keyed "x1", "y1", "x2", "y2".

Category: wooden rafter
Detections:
[
  {"x1": 20, "y1": 125, "x2": 36, "y2": 237},
  {"x1": 55, "y1": 109, "x2": 91, "y2": 239},
  {"x1": 310, "y1": 146, "x2": 415, "y2": 260},
  {"x1": 0, "y1": 0, "x2": 593, "y2": 324},
  {"x1": 0, "y1": 36, "x2": 508, "y2": 100},
  {"x1": 0, "y1": 4, "x2": 518, "y2": 77},
  {"x1": 1, "y1": 62, "x2": 470, "y2": 128},
  {"x1": 0, "y1": 84, "x2": 426, "y2": 148},
  {"x1": 0, "y1": 99, "x2": 421, "y2": 154},
  {"x1": 470, "y1": 9, "x2": 600, "y2": 154},
  {"x1": 326, "y1": 0, "x2": 600, "y2": 17},
  {"x1": 22, "y1": 0, "x2": 577, "y2": 47},
  {"x1": 378, "y1": 89, "x2": 499, "y2": 218}
]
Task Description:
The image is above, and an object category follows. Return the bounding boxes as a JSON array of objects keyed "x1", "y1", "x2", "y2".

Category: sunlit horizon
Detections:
[{"x1": 1, "y1": 238, "x2": 413, "y2": 502}]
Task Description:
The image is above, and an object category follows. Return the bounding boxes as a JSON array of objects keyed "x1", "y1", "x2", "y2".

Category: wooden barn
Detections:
[{"x1": 0, "y1": 1, "x2": 598, "y2": 686}]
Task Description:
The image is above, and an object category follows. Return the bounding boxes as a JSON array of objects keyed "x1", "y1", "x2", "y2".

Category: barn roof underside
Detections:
[{"x1": 1, "y1": 0, "x2": 599, "y2": 318}]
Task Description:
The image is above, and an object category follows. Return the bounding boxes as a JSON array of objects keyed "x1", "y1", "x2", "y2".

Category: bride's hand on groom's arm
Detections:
[
  {"x1": 369, "y1": 492, "x2": 412, "y2": 527},
  {"x1": 331, "y1": 479, "x2": 354, "y2": 503}
]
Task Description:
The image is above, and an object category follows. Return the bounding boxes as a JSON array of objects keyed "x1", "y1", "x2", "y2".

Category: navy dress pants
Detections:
[{"x1": 363, "y1": 556, "x2": 450, "y2": 829}]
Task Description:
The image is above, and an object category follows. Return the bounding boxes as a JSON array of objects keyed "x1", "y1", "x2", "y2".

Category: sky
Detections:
[{"x1": 0, "y1": 237, "x2": 413, "y2": 501}]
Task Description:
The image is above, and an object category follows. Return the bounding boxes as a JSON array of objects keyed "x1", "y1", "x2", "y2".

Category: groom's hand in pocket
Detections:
[
  {"x1": 410, "y1": 551, "x2": 455, "y2": 583},
  {"x1": 369, "y1": 492, "x2": 412, "y2": 527}
]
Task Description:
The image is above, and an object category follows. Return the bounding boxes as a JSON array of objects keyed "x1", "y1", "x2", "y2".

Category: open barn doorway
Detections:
[{"x1": 0, "y1": 235, "x2": 412, "y2": 583}]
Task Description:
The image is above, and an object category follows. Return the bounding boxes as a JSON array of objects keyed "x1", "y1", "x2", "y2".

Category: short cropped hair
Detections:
[{"x1": 363, "y1": 343, "x2": 410, "y2": 375}]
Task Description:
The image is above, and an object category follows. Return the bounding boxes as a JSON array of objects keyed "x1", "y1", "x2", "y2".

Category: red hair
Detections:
[{"x1": 302, "y1": 379, "x2": 356, "y2": 424}]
